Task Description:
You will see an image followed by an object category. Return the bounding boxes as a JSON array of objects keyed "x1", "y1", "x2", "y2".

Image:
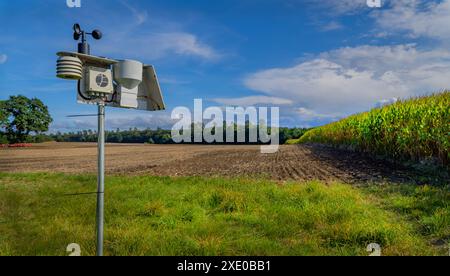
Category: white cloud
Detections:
[
  {"x1": 320, "y1": 44, "x2": 450, "y2": 75},
  {"x1": 244, "y1": 44, "x2": 450, "y2": 118},
  {"x1": 375, "y1": 0, "x2": 450, "y2": 40},
  {"x1": 106, "y1": 113, "x2": 175, "y2": 129},
  {"x1": 158, "y1": 77, "x2": 191, "y2": 85},
  {"x1": 212, "y1": 96, "x2": 293, "y2": 106},
  {"x1": 375, "y1": 97, "x2": 398, "y2": 108},
  {"x1": 305, "y1": 0, "x2": 370, "y2": 15},
  {"x1": 154, "y1": 33, "x2": 219, "y2": 60},
  {"x1": 296, "y1": 108, "x2": 341, "y2": 121},
  {"x1": 321, "y1": 21, "x2": 344, "y2": 31},
  {"x1": 0, "y1": 54, "x2": 7, "y2": 64}
]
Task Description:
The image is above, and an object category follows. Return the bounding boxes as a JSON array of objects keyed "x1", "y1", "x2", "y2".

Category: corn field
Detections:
[{"x1": 299, "y1": 92, "x2": 450, "y2": 167}]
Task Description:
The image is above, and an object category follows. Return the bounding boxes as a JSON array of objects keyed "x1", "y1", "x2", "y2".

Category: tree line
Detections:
[
  {"x1": 51, "y1": 125, "x2": 309, "y2": 145},
  {"x1": 1, "y1": 95, "x2": 309, "y2": 145}
]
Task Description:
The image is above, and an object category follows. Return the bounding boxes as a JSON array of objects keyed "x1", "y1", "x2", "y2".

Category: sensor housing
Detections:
[
  {"x1": 113, "y1": 60, "x2": 143, "y2": 109},
  {"x1": 85, "y1": 66, "x2": 114, "y2": 97},
  {"x1": 56, "y1": 56, "x2": 83, "y2": 80}
]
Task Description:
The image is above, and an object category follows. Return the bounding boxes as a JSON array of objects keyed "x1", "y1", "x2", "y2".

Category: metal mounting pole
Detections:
[
  {"x1": 72, "y1": 24, "x2": 108, "y2": 257},
  {"x1": 96, "y1": 103, "x2": 105, "y2": 256}
]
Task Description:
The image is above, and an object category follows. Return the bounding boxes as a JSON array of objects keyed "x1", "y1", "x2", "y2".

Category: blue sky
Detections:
[{"x1": 1, "y1": 0, "x2": 449, "y2": 132}]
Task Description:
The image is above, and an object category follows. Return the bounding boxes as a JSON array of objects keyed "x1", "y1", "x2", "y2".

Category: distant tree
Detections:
[
  {"x1": 2, "y1": 95, "x2": 53, "y2": 143},
  {"x1": 0, "y1": 100, "x2": 7, "y2": 128},
  {"x1": 0, "y1": 100, "x2": 8, "y2": 144},
  {"x1": 1, "y1": 99, "x2": 11, "y2": 143}
]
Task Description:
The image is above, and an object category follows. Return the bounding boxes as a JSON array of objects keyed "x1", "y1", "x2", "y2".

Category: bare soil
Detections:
[{"x1": 0, "y1": 142, "x2": 440, "y2": 184}]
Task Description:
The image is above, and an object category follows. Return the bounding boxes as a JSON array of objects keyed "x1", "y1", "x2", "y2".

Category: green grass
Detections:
[
  {"x1": 0, "y1": 173, "x2": 448, "y2": 256},
  {"x1": 362, "y1": 184, "x2": 450, "y2": 244},
  {"x1": 299, "y1": 92, "x2": 450, "y2": 167}
]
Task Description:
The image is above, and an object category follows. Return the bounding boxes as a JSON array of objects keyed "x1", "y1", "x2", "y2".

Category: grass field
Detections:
[{"x1": 0, "y1": 173, "x2": 448, "y2": 256}]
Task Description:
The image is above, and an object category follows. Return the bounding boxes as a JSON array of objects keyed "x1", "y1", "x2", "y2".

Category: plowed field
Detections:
[{"x1": 0, "y1": 142, "x2": 429, "y2": 183}]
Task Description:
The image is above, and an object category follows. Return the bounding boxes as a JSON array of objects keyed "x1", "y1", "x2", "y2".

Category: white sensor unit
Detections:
[
  {"x1": 85, "y1": 66, "x2": 114, "y2": 96},
  {"x1": 113, "y1": 60, "x2": 143, "y2": 109}
]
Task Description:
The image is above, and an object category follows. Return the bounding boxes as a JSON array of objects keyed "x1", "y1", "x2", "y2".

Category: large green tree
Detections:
[{"x1": 1, "y1": 95, "x2": 53, "y2": 143}]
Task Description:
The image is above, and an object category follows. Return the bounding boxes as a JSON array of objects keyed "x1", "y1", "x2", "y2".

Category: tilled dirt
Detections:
[{"x1": 0, "y1": 142, "x2": 438, "y2": 184}]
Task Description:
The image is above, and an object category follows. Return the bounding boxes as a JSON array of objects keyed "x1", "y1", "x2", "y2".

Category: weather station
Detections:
[{"x1": 56, "y1": 23, "x2": 165, "y2": 256}]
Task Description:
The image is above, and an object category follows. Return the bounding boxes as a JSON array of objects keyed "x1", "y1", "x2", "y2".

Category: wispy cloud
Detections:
[
  {"x1": 0, "y1": 54, "x2": 7, "y2": 64},
  {"x1": 98, "y1": 31, "x2": 220, "y2": 62},
  {"x1": 321, "y1": 21, "x2": 344, "y2": 31},
  {"x1": 296, "y1": 107, "x2": 341, "y2": 121},
  {"x1": 92, "y1": 1, "x2": 221, "y2": 62},
  {"x1": 212, "y1": 96, "x2": 293, "y2": 106},
  {"x1": 119, "y1": 0, "x2": 149, "y2": 25},
  {"x1": 374, "y1": 0, "x2": 450, "y2": 41},
  {"x1": 304, "y1": 0, "x2": 371, "y2": 15},
  {"x1": 158, "y1": 77, "x2": 191, "y2": 85},
  {"x1": 155, "y1": 33, "x2": 220, "y2": 60}
]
